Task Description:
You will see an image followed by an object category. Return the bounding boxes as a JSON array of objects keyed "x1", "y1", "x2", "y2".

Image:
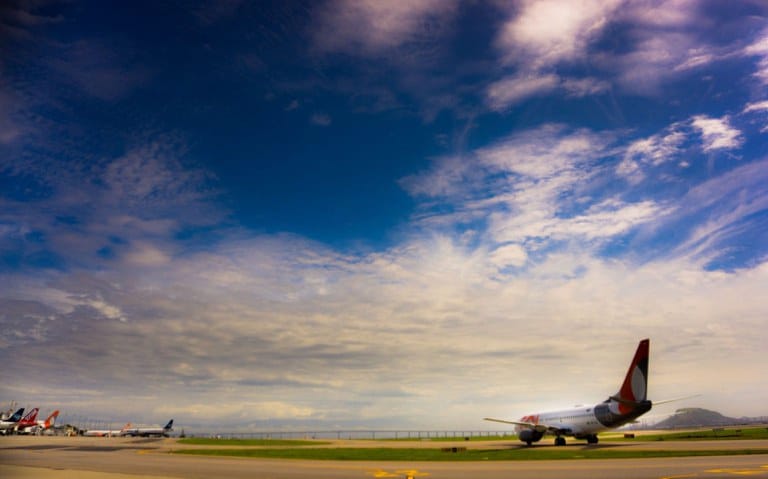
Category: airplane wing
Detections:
[
  {"x1": 483, "y1": 417, "x2": 553, "y2": 434},
  {"x1": 483, "y1": 417, "x2": 551, "y2": 432}
]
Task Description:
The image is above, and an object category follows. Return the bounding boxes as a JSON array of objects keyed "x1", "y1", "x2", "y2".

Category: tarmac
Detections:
[{"x1": 1, "y1": 435, "x2": 767, "y2": 479}]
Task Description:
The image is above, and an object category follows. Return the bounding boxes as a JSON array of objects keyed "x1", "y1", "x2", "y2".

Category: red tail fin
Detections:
[
  {"x1": 20, "y1": 408, "x2": 39, "y2": 426},
  {"x1": 44, "y1": 410, "x2": 60, "y2": 428},
  {"x1": 616, "y1": 339, "x2": 650, "y2": 413}
]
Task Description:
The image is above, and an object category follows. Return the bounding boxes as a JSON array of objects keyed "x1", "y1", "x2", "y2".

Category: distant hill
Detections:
[{"x1": 654, "y1": 408, "x2": 750, "y2": 428}]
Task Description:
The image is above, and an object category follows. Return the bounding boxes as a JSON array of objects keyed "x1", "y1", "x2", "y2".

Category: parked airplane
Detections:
[
  {"x1": 18, "y1": 410, "x2": 59, "y2": 435},
  {"x1": 83, "y1": 423, "x2": 132, "y2": 437},
  {"x1": 122, "y1": 419, "x2": 173, "y2": 437},
  {"x1": 13, "y1": 408, "x2": 39, "y2": 433},
  {"x1": 0, "y1": 408, "x2": 25, "y2": 434},
  {"x1": 485, "y1": 339, "x2": 664, "y2": 446}
]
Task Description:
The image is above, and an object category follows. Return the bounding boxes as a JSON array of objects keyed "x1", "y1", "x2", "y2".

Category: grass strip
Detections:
[
  {"x1": 605, "y1": 427, "x2": 768, "y2": 442},
  {"x1": 172, "y1": 447, "x2": 768, "y2": 461}
]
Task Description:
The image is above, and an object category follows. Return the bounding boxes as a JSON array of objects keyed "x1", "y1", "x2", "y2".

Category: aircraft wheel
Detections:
[
  {"x1": 587, "y1": 435, "x2": 599, "y2": 444},
  {"x1": 555, "y1": 436, "x2": 566, "y2": 446}
]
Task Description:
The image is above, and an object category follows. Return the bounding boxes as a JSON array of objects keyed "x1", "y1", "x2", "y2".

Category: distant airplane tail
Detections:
[
  {"x1": 7, "y1": 408, "x2": 25, "y2": 422},
  {"x1": 611, "y1": 338, "x2": 650, "y2": 414},
  {"x1": 164, "y1": 419, "x2": 174, "y2": 431},
  {"x1": 21, "y1": 408, "x2": 39, "y2": 424},
  {"x1": 44, "y1": 410, "x2": 60, "y2": 429}
]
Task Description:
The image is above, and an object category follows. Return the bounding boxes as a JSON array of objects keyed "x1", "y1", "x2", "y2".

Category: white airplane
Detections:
[
  {"x1": 485, "y1": 338, "x2": 666, "y2": 446},
  {"x1": 0, "y1": 408, "x2": 25, "y2": 434},
  {"x1": 122, "y1": 419, "x2": 173, "y2": 437},
  {"x1": 83, "y1": 423, "x2": 132, "y2": 437}
]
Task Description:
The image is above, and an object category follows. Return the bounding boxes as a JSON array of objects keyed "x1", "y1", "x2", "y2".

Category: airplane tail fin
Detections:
[
  {"x1": 8, "y1": 408, "x2": 25, "y2": 422},
  {"x1": 612, "y1": 339, "x2": 649, "y2": 413},
  {"x1": 44, "y1": 410, "x2": 60, "y2": 428},
  {"x1": 21, "y1": 408, "x2": 39, "y2": 423},
  {"x1": 164, "y1": 419, "x2": 174, "y2": 430}
]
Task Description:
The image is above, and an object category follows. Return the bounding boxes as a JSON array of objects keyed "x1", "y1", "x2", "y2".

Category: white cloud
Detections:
[
  {"x1": 495, "y1": 0, "x2": 622, "y2": 68},
  {"x1": 744, "y1": 28, "x2": 768, "y2": 85},
  {"x1": 743, "y1": 100, "x2": 768, "y2": 132},
  {"x1": 617, "y1": 126, "x2": 687, "y2": 183},
  {"x1": 486, "y1": 73, "x2": 560, "y2": 110},
  {"x1": 691, "y1": 115, "x2": 743, "y2": 152},
  {"x1": 86, "y1": 298, "x2": 125, "y2": 322},
  {"x1": 743, "y1": 100, "x2": 768, "y2": 113}
]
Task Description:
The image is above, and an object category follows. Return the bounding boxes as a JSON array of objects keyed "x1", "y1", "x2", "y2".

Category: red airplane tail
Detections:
[
  {"x1": 613, "y1": 339, "x2": 650, "y2": 414},
  {"x1": 44, "y1": 410, "x2": 60, "y2": 429}
]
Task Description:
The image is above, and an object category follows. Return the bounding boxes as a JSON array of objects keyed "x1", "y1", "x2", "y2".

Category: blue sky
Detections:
[{"x1": 2, "y1": 0, "x2": 768, "y2": 431}]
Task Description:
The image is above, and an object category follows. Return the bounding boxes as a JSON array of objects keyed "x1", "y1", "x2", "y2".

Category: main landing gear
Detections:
[{"x1": 554, "y1": 434, "x2": 599, "y2": 446}]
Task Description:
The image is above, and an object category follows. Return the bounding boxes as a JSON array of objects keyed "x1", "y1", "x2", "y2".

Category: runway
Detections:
[{"x1": 2, "y1": 436, "x2": 767, "y2": 479}]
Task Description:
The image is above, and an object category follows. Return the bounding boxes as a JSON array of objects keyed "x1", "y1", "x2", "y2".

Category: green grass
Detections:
[
  {"x1": 177, "y1": 438, "x2": 330, "y2": 446},
  {"x1": 606, "y1": 427, "x2": 768, "y2": 442},
  {"x1": 172, "y1": 447, "x2": 768, "y2": 461}
]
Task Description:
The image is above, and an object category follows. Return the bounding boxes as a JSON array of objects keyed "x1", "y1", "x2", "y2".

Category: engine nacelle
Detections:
[{"x1": 518, "y1": 429, "x2": 544, "y2": 444}]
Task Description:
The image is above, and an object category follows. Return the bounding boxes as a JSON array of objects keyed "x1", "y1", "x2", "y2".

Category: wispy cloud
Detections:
[
  {"x1": 310, "y1": 113, "x2": 332, "y2": 126},
  {"x1": 744, "y1": 27, "x2": 768, "y2": 85},
  {"x1": 0, "y1": 84, "x2": 23, "y2": 144},
  {"x1": 311, "y1": 0, "x2": 458, "y2": 56},
  {"x1": 486, "y1": 73, "x2": 560, "y2": 110},
  {"x1": 49, "y1": 40, "x2": 152, "y2": 101}
]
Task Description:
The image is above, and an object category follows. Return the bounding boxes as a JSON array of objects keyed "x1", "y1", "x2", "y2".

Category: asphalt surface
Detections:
[{"x1": 1, "y1": 435, "x2": 767, "y2": 479}]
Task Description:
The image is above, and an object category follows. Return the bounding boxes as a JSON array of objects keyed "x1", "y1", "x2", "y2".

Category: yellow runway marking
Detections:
[
  {"x1": 368, "y1": 469, "x2": 430, "y2": 478},
  {"x1": 705, "y1": 467, "x2": 768, "y2": 476}
]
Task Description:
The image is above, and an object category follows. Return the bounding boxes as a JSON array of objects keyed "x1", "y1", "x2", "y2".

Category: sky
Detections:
[{"x1": 1, "y1": 0, "x2": 767, "y2": 432}]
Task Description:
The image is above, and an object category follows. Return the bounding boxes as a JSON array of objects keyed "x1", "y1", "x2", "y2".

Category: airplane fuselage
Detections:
[{"x1": 517, "y1": 399, "x2": 652, "y2": 439}]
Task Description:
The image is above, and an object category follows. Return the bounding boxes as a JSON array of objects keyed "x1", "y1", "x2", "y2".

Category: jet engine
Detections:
[{"x1": 518, "y1": 429, "x2": 544, "y2": 445}]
